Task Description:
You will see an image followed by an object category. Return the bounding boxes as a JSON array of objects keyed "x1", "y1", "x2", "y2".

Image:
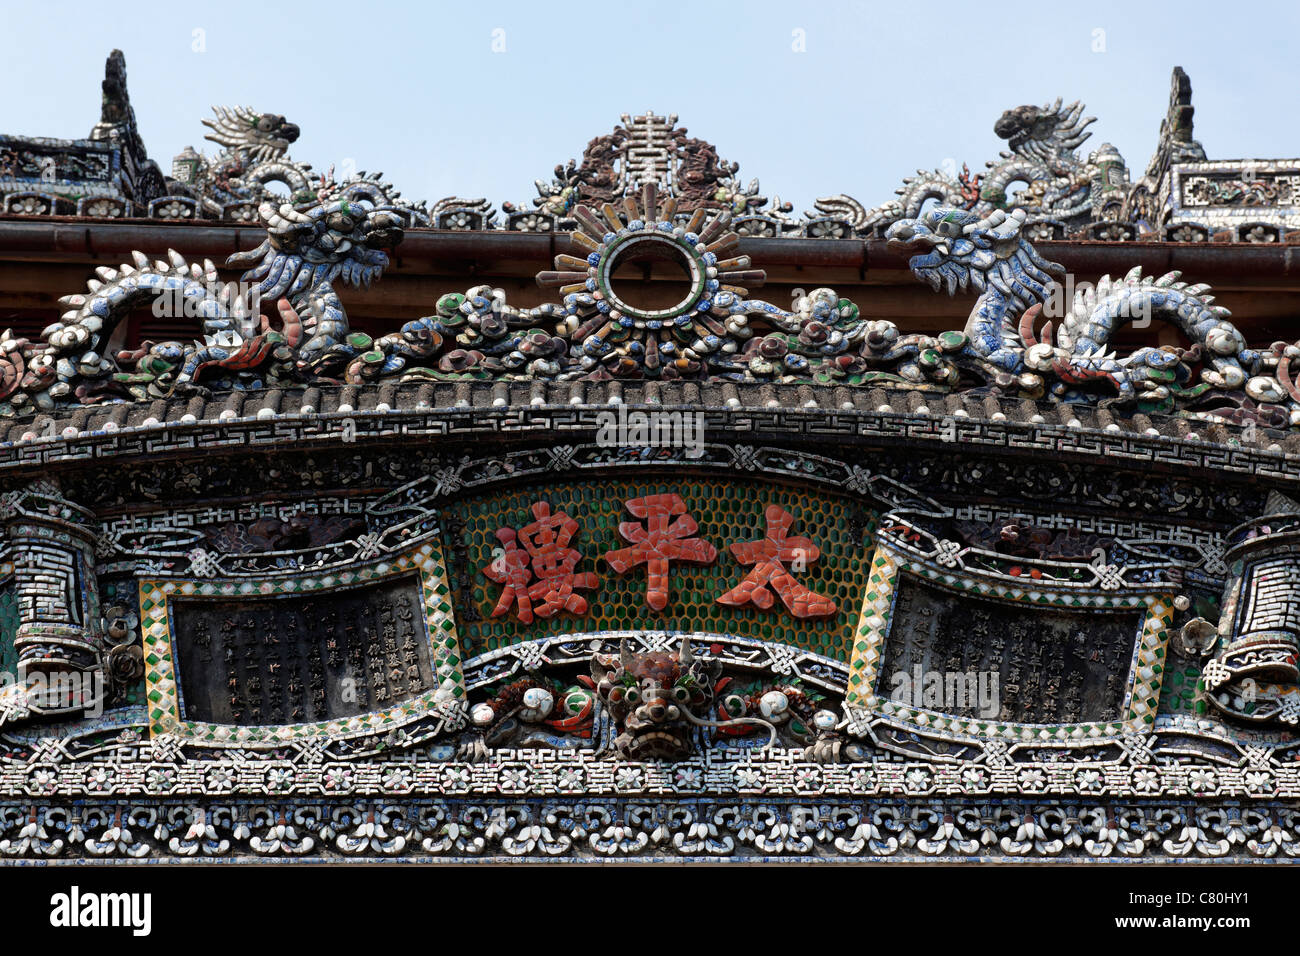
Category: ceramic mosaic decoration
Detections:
[{"x1": 0, "y1": 52, "x2": 1296, "y2": 864}]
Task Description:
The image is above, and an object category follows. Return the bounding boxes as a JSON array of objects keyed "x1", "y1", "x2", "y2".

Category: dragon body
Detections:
[
  {"x1": 885, "y1": 206, "x2": 1265, "y2": 404},
  {"x1": 10, "y1": 191, "x2": 1299, "y2": 432},
  {"x1": 816, "y1": 98, "x2": 1107, "y2": 236},
  {"x1": 167, "y1": 105, "x2": 428, "y2": 226},
  {"x1": 18, "y1": 184, "x2": 403, "y2": 408}
]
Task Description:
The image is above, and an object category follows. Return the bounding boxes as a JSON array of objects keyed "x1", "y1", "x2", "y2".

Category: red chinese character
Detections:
[
  {"x1": 603, "y1": 493, "x2": 718, "y2": 611},
  {"x1": 716, "y1": 504, "x2": 837, "y2": 619},
  {"x1": 484, "y1": 501, "x2": 598, "y2": 624}
]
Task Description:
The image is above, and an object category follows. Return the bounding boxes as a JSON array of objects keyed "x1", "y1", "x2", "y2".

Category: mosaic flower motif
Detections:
[
  {"x1": 1093, "y1": 223, "x2": 1129, "y2": 241},
  {"x1": 614, "y1": 766, "x2": 644, "y2": 789},
  {"x1": 734, "y1": 767, "x2": 764, "y2": 789},
  {"x1": 511, "y1": 213, "x2": 552, "y2": 232},
  {"x1": 1188, "y1": 768, "x2": 1217, "y2": 792},
  {"x1": 144, "y1": 768, "x2": 177, "y2": 790},
  {"x1": 674, "y1": 767, "x2": 703, "y2": 788},
  {"x1": 321, "y1": 766, "x2": 354, "y2": 791},
  {"x1": 1243, "y1": 225, "x2": 1277, "y2": 243},
  {"x1": 381, "y1": 767, "x2": 413, "y2": 790},
  {"x1": 736, "y1": 218, "x2": 776, "y2": 237},
  {"x1": 1018, "y1": 769, "x2": 1047, "y2": 789},
  {"x1": 806, "y1": 219, "x2": 850, "y2": 239},
  {"x1": 1131, "y1": 768, "x2": 1161, "y2": 792},
  {"x1": 1244, "y1": 770, "x2": 1275, "y2": 793},
  {"x1": 27, "y1": 768, "x2": 57, "y2": 794},
  {"x1": 849, "y1": 768, "x2": 875, "y2": 792},
  {"x1": 84, "y1": 199, "x2": 122, "y2": 218},
  {"x1": 794, "y1": 767, "x2": 823, "y2": 789},
  {"x1": 443, "y1": 767, "x2": 471, "y2": 788},
  {"x1": 555, "y1": 768, "x2": 584, "y2": 790},
  {"x1": 500, "y1": 767, "x2": 529, "y2": 790},
  {"x1": 85, "y1": 766, "x2": 113, "y2": 791},
  {"x1": 107, "y1": 644, "x2": 144, "y2": 684},
  {"x1": 154, "y1": 200, "x2": 192, "y2": 219},
  {"x1": 905, "y1": 768, "x2": 931, "y2": 789},
  {"x1": 11, "y1": 196, "x2": 47, "y2": 215},
  {"x1": 961, "y1": 768, "x2": 988, "y2": 789},
  {"x1": 267, "y1": 768, "x2": 295, "y2": 791},
  {"x1": 206, "y1": 766, "x2": 235, "y2": 790}
]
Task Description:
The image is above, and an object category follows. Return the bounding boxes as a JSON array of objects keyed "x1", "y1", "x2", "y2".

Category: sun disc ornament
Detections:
[{"x1": 537, "y1": 182, "x2": 765, "y2": 376}]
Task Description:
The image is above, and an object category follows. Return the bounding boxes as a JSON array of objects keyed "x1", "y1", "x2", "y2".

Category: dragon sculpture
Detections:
[
  {"x1": 7, "y1": 189, "x2": 1300, "y2": 431},
  {"x1": 882, "y1": 205, "x2": 1300, "y2": 424},
  {"x1": 168, "y1": 105, "x2": 310, "y2": 213},
  {"x1": 813, "y1": 98, "x2": 1115, "y2": 237},
  {"x1": 11, "y1": 181, "x2": 404, "y2": 409},
  {"x1": 165, "y1": 105, "x2": 428, "y2": 225},
  {"x1": 585, "y1": 638, "x2": 853, "y2": 760},
  {"x1": 453, "y1": 637, "x2": 856, "y2": 762}
]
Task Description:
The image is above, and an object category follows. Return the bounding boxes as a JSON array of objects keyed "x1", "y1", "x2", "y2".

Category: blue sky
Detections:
[{"x1": 2, "y1": 0, "x2": 1297, "y2": 216}]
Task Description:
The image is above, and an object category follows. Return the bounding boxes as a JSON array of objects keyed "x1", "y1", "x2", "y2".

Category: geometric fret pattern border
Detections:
[
  {"x1": 846, "y1": 544, "x2": 1176, "y2": 744},
  {"x1": 137, "y1": 540, "x2": 464, "y2": 746}
]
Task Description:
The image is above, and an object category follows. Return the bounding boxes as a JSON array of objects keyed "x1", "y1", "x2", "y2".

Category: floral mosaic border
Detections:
[
  {"x1": 2, "y1": 796, "x2": 1300, "y2": 862},
  {"x1": 5, "y1": 747, "x2": 1299, "y2": 801},
  {"x1": 0, "y1": 795, "x2": 1298, "y2": 862},
  {"x1": 137, "y1": 541, "x2": 466, "y2": 746}
]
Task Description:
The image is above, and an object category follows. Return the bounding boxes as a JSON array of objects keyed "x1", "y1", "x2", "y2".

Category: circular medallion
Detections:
[
  {"x1": 597, "y1": 230, "x2": 708, "y2": 321},
  {"x1": 536, "y1": 190, "x2": 766, "y2": 376}
]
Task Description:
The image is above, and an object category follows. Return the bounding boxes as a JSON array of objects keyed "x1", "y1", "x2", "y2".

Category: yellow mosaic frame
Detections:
[
  {"x1": 847, "y1": 545, "x2": 1176, "y2": 742},
  {"x1": 138, "y1": 541, "x2": 464, "y2": 745}
]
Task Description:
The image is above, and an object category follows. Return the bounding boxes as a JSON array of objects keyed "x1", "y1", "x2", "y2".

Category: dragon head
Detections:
[
  {"x1": 886, "y1": 206, "x2": 1064, "y2": 311},
  {"x1": 202, "y1": 105, "x2": 300, "y2": 164},
  {"x1": 993, "y1": 98, "x2": 1095, "y2": 163},
  {"x1": 591, "y1": 637, "x2": 722, "y2": 760}
]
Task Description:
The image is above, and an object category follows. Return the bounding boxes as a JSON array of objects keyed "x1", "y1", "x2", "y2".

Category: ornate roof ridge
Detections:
[
  {"x1": 0, "y1": 380, "x2": 1295, "y2": 463},
  {"x1": 1, "y1": 54, "x2": 1297, "y2": 243},
  {"x1": 2, "y1": 190, "x2": 1296, "y2": 434}
]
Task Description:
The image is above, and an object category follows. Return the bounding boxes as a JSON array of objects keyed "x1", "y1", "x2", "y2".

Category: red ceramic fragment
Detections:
[
  {"x1": 484, "y1": 501, "x2": 599, "y2": 623},
  {"x1": 603, "y1": 493, "x2": 718, "y2": 611},
  {"x1": 716, "y1": 503, "x2": 837, "y2": 619}
]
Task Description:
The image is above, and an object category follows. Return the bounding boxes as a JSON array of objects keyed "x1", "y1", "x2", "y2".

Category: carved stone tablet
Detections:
[
  {"x1": 172, "y1": 574, "x2": 433, "y2": 726},
  {"x1": 880, "y1": 576, "x2": 1142, "y2": 724}
]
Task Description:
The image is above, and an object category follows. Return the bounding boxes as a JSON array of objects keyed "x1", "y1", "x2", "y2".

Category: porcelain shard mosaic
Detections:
[{"x1": 442, "y1": 477, "x2": 877, "y2": 663}]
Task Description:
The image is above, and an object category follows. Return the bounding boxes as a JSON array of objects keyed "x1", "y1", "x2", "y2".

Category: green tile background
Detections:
[{"x1": 444, "y1": 477, "x2": 877, "y2": 662}]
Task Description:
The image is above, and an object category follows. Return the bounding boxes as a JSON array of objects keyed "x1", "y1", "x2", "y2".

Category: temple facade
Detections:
[{"x1": 0, "y1": 52, "x2": 1296, "y2": 862}]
